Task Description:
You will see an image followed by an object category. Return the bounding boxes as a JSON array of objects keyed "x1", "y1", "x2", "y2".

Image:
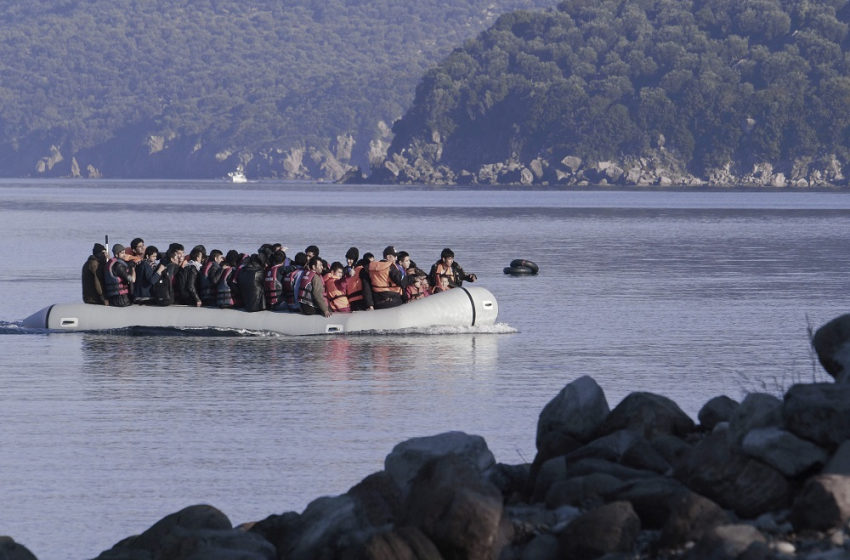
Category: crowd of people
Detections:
[{"x1": 82, "y1": 238, "x2": 477, "y2": 317}]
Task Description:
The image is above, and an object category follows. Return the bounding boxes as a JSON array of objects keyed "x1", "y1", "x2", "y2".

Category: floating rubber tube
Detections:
[{"x1": 505, "y1": 259, "x2": 539, "y2": 275}]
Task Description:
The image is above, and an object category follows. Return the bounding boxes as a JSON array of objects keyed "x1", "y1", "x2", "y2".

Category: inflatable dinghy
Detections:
[{"x1": 22, "y1": 286, "x2": 498, "y2": 336}]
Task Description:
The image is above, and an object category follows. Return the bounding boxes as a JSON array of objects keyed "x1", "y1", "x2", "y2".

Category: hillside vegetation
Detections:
[
  {"x1": 378, "y1": 0, "x2": 850, "y2": 186},
  {"x1": 0, "y1": 0, "x2": 551, "y2": 178}
]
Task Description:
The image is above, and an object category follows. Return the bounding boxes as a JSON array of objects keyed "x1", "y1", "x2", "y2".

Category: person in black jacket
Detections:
[
  {"x1": 133, "y1": 246, "x2": 166, "y2": 304},
  {"x1": 150, "y1": 248, "x2": 182, "y2": 306},
  {"x1": 176, "y1": 245, "x2": 206, "y2": 307},
  {"x1": 238, "y1": 252, "x2": 267, "y2": 312},
  {"x1": 199, "y1": 249, "x2": 224, "y2": 306},
  {"x1": 82, "y1": 243, "x2": 109, "y2": 305}
]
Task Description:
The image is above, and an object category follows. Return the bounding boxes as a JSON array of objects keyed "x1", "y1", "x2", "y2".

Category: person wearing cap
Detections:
[
  {"x1": 82, "y1": 242, "x2": 110, "y2": 305},
  {"x1": 428, "y1": 248, "x2": 477, "y2": 289},
  {"x1": 103, "y1": 244, "x2": 136, "y2": 307},
  {"x1": 365, "y1": 246, "x2": 404, "y2": 309}
]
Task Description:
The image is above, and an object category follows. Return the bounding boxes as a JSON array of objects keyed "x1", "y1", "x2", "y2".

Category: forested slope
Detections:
[
  {"x1": 0, "y1": 0, "x2": 551, "y2": 179},
  {"x1": 375, "y1": 0, "x2": 850, "y2": 186}
]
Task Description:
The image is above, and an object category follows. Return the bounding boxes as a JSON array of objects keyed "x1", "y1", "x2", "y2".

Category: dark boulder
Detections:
[
  {"x1": 536, "y1": 375, "x2": 610, "y2": 448},
  {"x1": 658, "y1": 490, "x2": 731, "y2": 548},
  {"x1": 94, "y1": 504, "x2": 275, "y2": 560},
  {"x1": 353, "y1": 526, "x2": 443, "y2": 560},
  {"x1": 783, "y1": 383, "x2": 850, "y2": 449},
  {"x1": 603, "y1": 476, "x2": 689, "y2": 529},
  {"x1": 0, "y1": 537, "x2": 37, "y2": 560},
  {"x1": 791, "y1": 473, "x2": 850, "y2": 531},
  {"x1": 403, "y1": 454, "x2": 507, "y2": 560},
  {"x1": 558, "y1": 501, "x2": 640, "y2": 559},
  {"x1": 685, "y1": 524, "x2": 767, "y2": 560},
  {"x1": 594, "y1": 391, "x2": 695, "y2": 440},
  {"x1": 812, "y1": 313, "x2": 850, "y2": 382},
  {"x1": 565, "y1": 429, "x2": 671, "y2": 475},
  {"x1": 675, "y1": 431, "x2": 790, "y2": 518},
  {"x1": 698, "y1": 395, "x2": 739, "y2": 431}
]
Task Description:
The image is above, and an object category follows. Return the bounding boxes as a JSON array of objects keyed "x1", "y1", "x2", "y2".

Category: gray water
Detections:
[{"x1": 0, "y1": 180, "x2": 846, "y2": 559}]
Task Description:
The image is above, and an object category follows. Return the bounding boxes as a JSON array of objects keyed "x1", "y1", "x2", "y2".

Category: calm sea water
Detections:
[{"x1": 0, "y1": 180, "x2": 847, "y2": 559}]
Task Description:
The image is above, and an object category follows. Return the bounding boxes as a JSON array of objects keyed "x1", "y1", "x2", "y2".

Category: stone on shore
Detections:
[
  {"x1": 0, "y1": 537, "x2": 37, "y2": 560},
  {"x1": 812, "y1": 313, "x2": 850, "y2": 382},
  {"x1": 783, "y1": 383, "x2": 850, "y2": 449},
  {"x1": 791, "y1": 473, "x2": 850, "y2": 531},
  {"x1": 686, "y1": 524, "x2": 767, "y2": 560},
  {"x1": 536, "y1": 375, "x2": 610, "y2": 448},
  {"x1": 594, "y1": 391, "x2": 695, "y2": 439},
  {"x1": 741, "y1": 426, "x2": 828, "y2": 477},
  {"x1": 697, "y1": 395, "x2": 739, "y2": 430},
  {"x1": 558, "y1": 501, "x2": 641, "y2": 558}
]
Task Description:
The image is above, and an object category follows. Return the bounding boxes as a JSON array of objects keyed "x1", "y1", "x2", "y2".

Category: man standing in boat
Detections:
[
  {"x1": 365, "y1": 246, "x2": 404, "y2": 309},
  {"x1": 82, "y1": 243, "x2": 110, "y2": 305},
  {"x1": 428, "y1": 248, "x2": 477, "y2": 289},
  {"x1": 103, "y1": 244, "x2": 136, "y2": 307}
]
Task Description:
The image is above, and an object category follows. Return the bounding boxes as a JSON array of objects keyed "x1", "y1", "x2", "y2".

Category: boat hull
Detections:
[{"x1": 22, "y1": 286, "x2": 498, "y2": 335}]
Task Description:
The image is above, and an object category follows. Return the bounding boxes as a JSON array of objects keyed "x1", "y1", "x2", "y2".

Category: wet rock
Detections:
[
  {"x1": 94, "y1": 504, "x2": 275, "y2": 560},
  {"x1": 561, "y1": 155, "x2": 582, "y2": 172},
  {"x1": 741, "y1": 427, "x2": 828, "y2": 477},
  {"x1": 284, "y1": 494, "x2": 364, "y2": 559},
  {"x1": 791, "y1": 474, "x2": 850, "y2": 531},
  {"x1": 404, "y1": 454, "x2": 507, "y2": 560},
  {"x1": 0, "y1": 537, "x2": 37, "y2": 560},
  {"x1": 659, "y1": 490, "x2": 731, "y2": 548},
  {"x1": 675, "y1": 430, "x2": 790, "y2": 518},
  {"x1": 686, "y1": 524, "x2": 767, "y2": 560},
  {"x1": 594, "y1": 391, "x2": 695, "y2": 440},
  {"x1": 347, "y1": 470, "x2": 403, "y2": 527},
  {"x1": 649, "y1": 433, "x2": 693, "y2": 470},
  {"x1": 384, "y1": 431, "x2": 495, "y2": 496},
  {"x1": 563, "y1": 457, "x2": 660, "y2": 482},
  {"x1": 812, "y1": 314, "x2": 850, "y2": 383},
  {"x1": 558, "y1": 501, "x2": 641, "y2": 558},
  {"x1": 727, "y1": 393, "x2": 783, "y2": 445},
  {"x1": 783, "y1": 383, "x2": 850, "y2": 449},
  {"x1": 698, "y1": 395, "x2": 739, "y2": 430},
  {"x1": 536, "y1": 376, "x2": 610, "y2": 449}
]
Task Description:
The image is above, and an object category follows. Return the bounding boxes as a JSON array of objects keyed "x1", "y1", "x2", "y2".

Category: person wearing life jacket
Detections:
[
  {"x1": 285, "y1": 252, "x2": 308, "y2": 312},
  {"x1": 103, "y1": 244, "x2": 136, "y2": 307},
  {"x1": 346, "y1": 253, "x2": 373, "y2": 311},
  {"x1": 344, "y1": 247, "x2": 359, "y2": 276},
  {"x1": 175, "y1": 245, "x2": 206, "y2": 307},
  {"x1": 297, "y1": 257, "x2": 331, "y2": 317},
  {"x1": 428, "y1": 248, "x2": 477, "y2": 289},
  {"x1": 199, "y1": 249, "x2": 224, "y2": 306},
  {"x1": 82, "y1": 242, "x2": 110, "y2": 305},
  {"x1": 150, "y1": 247, "x2": 182, "y2": 306},
  {"x1": 264, "y1": 250, "x2": 291, "y2": 310},
  {"x1": 133, "y1": 245, "x2": 166, "y2": 304},
  {"x1": 216, "y1": 250, "x2": 241, "y2": 308},
  {"x1": 366, "y1": 246, "x2": 404, "y2": 309},
  {"x1": 237, "y1": 252, "x2": 267, "y2": 312},
  {"x1": 405, "y1": 272, "x2": 430, "y2": 302},
  {"x1": 124, "y1": 238, "x2": 145, "y2": 265},
  {"x1": 323, "y1": 261, "x2": 351, "y2": 313}
]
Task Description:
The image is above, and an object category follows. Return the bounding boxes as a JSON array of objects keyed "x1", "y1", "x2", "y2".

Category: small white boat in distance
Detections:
[
  {"x1": 22, "y1": 287, "x2": 499, "y2": 336},
  {"x1": 226, "y1": 166, "x2": 247, "y2": 183}
]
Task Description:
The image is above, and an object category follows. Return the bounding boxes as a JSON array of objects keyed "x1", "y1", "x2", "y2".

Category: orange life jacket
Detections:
[
  {"x1": 324, "y1": 275, "x2": 351, "y2": 312},
  {"x1": 433, "y1": 261, "x2": 459, "y2": 288},
  {"x1": 346, "y1": 265, "x2": 365, "y2": 302},
  {"x1": 369, "y1": 260, "x2": 402, "y2": 295}
]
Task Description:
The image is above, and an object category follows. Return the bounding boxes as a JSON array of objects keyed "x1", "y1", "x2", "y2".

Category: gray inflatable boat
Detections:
[{"x1": 22, "y1": 286, "x2": 499, "y2": 335}]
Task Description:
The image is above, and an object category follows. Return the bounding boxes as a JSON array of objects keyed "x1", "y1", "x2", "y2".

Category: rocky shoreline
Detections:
[
  {"x1": 5, "y1": 315, "x2": 850, "y2": 560},
  {"x1": 355, "y1": 142, "x2": 850, "y2": 189}
]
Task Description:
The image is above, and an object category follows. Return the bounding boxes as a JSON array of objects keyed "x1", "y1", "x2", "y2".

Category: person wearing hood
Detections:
[{"x1": 82, "y1": 243, "x2": 109, "y2": 305}]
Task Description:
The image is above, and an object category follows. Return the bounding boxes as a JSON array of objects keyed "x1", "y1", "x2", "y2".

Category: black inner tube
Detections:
[
  {"x1": 504, "y1": 266, "x2": 535, "y2": 275},
  {"x1": 509, "y1": 259, "x2": 539, "y2": 274}
]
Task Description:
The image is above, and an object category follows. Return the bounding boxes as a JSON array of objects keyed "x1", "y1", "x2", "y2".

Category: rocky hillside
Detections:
[
  {"x1": 0, "y1": 0, "x2": 552, "y2": 180},
  {"x1": 369, "y1": 0, "x2": 850, "y2": 187}
]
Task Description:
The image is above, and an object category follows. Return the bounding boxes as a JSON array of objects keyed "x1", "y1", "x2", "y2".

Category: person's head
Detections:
[
  {"x1": 345, "y1": 247, "x2": 359, "y2": 265},
  {"x1": 360, "y1": 252, "x2": 375, "y2": 267},
  {"x1": 268, "y1": 251, "x2": 285, "y2": 266},
  {"x1": 209, "y1": 249, "x2": 223, "y2": 263},
  {"x1": 307, "y1": 256, "x2": 323, "y2": 273},
  {"x1": 294, "y1": 252, "x2": 307, "y2": 267},
  {"x1": 397, "y1": 251, "x2": 410, "y2": 270},
  {"x1": 272, "y1": 243, "x2": 283, "y2": 253},
  {"x1": 259, "y1": 244, "x2": 274, "y2": 260},
  {"x1": 112, "y1": 244, "x2": 127, "y2": 259},
  {"x1": 92, "y1": 243, "x2": 106, "y2": 257},
  {"x1": 144, "y1": 245, "x2": 159, "y2": 262},
  {"x1": 167, "y1": 243, "x2": 185, "y2": 262},
  {"x1": 305, "y1": 245, "x2": 320, "y2": 258},
  {"x1": 440, "y1": 248, "x2": 454, "y2": 266},
  {"x1": 413, "y1": 274, "x2": 423, "y2": 287},
  {"x1": 329, "y1": 261, "x2": 344, "y2": 278},
  {"x1": 383, "y1": 245, "x2": 397, "y2": 262},
  {"x1": 225, "y1": 249, "x2": 241, "y2": 267},
  {"x1": 439, "y1": 274, "x2": 450, "y2": 290},
  {"x1": 189, "y1": 245, "x2": 205, "y2": 262},
  {"x1": 167, "y1": 249, "x2": 182, "y2": 264},
  {"x1": 131, "y1": 238, "x2": 145, "y2": 255}
]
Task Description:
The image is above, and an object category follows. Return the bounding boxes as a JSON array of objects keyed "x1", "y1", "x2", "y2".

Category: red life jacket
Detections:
[
  {"x1": 346, "y1": 265, "x2": 365, "y2": 303},
  {"x1": 104, "y1": 257, "x2": 130, "y2": 298},
  {"x1": 369, "y1": 261, "x2": 402, "y2": 295},
  {"x1": 324, "y1": 275, "x2": 350, "y2": 312},
  {"x1": 297, "y1": 270, "x2": 317, "y2": 308},
  {"x1": 264, "y1": 263, "x2": 285, "y2": 307}
]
